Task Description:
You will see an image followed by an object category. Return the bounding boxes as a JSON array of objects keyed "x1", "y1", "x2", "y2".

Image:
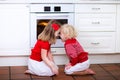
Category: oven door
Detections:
[{"x1": 30, "y1": 13, "x2": 74, "y2": 48}]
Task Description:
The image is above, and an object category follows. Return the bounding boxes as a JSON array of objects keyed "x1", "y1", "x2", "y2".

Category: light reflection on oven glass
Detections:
[{"x1": 37, "y1": 19, "x2": 67, "y2": 39}]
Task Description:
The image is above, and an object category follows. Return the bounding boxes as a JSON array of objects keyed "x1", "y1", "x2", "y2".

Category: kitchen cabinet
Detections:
[
  {"x1": 75, "y1": 4, "x2": 116, "y2": 54},
  {"x1": 116, "y1": 5, "x2": 120, "y2": 52},
  {"x1": 0, "y1": 4, "x2": 30, "y2": 56},
  {"x1": 51, "y1": 48, "x2": 66, "y2": 55},
  {"x1": 0, "y1": 0, "x2": 29, "y2": 3},
  {"x1": 29, "y1": 0, "x2": 74, "y2": 3},
  {"x1": 77, "y1": 32, "x2": 116, "y2": 54},
  {"x1": 75, "y1": 14, "x2": 116, "y2": 31}
]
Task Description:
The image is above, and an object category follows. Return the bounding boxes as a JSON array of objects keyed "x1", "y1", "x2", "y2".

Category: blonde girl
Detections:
[
  {"x1": 60, "y1": 24, "x2": 95, "y2": 75},
  {"x1": 25, "y1": 20, "x2": 60, "y2": 76}
]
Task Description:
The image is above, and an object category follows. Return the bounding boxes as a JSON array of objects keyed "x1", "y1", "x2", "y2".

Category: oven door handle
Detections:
[
  {"x1": 34, "y1": 13, "x2": 71, "y2": 17},
  {"x1": 42, "y1": 15, "x2": 69, "y2": 17}
]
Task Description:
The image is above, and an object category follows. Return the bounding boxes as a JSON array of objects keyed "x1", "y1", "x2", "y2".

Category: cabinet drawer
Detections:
[
  {"x1": 51, "y1": 48, "x2": 65, "y2": 55},
  {"x1": 75, "y1": 14, "x2": 116, "y2": 31},
  {"x1": 0, "y1": 0, "x2": 29, "y2": 3},
  {"x1": 75, "y1": 4, "x2": 116, "y2": 13},
  {"x1": 77, "y1": 32, "x2": 116, "y2": 54}
]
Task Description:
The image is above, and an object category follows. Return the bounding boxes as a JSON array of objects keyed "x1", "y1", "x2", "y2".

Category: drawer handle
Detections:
[
  {"x1": 92, "y1": 22, "x2": 100, "y2": 24},
  {"x1": 92, "y1": 8, "x2": 101, "y2": 11},
  {"x1": 91, "y1": 42, "x2": 100, "y2": 45},
  {"x1": 51, "y1": 51, "x2": 56, "y2": 53}
]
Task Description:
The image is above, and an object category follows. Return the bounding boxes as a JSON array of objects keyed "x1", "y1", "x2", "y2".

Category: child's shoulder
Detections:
[
  {"x1": 65, "y1": 38, "x2": 76, "y2": 45},
  {"x1": 37, "y1": 39, "x2": 49, "y2": 44}
]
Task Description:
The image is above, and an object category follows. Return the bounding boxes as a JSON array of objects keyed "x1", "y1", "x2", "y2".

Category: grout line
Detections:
[
  {"x1": 9, "y1": 66, "x2": 11, "y2": 80},
  {"x1": 30, "y1": 74, "x2": 33, "y2": 80},
  {"x1": 72, "y1": 75, "x2": 77, "y2": 80},
  {"x1": 51, "y1": 76, "x2": 54, "y2": 80},
  {"x1": 99, "y1": 64, "x2": 117, "y2": 80},
  {"x1": 91, "y1": 64, "x2": 99, "y2": 80},
  {"x1": 115, "y1": 63, "x2": 120, "y2": 68},
  {"x1": 91, "y1": 75, "x2": 97, "y2": 80}
]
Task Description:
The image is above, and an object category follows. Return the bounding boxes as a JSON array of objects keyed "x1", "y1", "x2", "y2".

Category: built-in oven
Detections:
[{"x1": 30, "y1": 4, "x2": 74, "y2": 48}]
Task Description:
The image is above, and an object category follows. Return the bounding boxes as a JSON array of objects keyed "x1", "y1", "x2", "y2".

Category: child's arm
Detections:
[
  {"x1": 41, "y1": 49, "x2": 58, "y2": 75},
  {"x1": 65, "y1": 45, "x2": 78, "y2": 66},
  {"x1": 48, "y1": 50, "x2": 54, "y2": 62}
]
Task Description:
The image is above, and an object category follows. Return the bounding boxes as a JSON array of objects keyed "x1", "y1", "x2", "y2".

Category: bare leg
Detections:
[
  {"x1": 24, "y1": 70, "x2": 33, "y2": 74},
  {"x1": 85, "y1": 68, "x2": 96, "y2": 74}
]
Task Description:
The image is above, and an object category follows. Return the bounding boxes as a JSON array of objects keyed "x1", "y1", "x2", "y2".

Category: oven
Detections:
[{"x1": 30, "y1": 4, "x2": 74, "y2": 48}]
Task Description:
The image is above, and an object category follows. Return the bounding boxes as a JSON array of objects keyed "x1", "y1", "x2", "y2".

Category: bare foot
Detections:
[
  {"x1": 85, "y1": 68, "x2": 96, "y2": 75},
  {"x1": 24, "y1": 70, "x2": 32, "y2": 74}
]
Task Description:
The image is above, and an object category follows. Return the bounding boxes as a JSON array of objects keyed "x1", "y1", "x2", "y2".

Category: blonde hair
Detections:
[
  {"x1": 38, "y1": 20, "x2": 61, "y2": 44},
  {"x1": 60, "y1": 24, "x2": 77, "y2": 39}
]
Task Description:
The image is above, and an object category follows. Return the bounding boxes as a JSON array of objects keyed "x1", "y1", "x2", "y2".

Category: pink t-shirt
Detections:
[{"x1": 65, "y1": 38, "x2": 88, "y2": 66}]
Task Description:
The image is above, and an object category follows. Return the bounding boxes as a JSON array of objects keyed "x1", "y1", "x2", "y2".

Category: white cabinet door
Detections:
[
  {"x1": 0, "y1": 0, "x2": 29, "y2": 3},
  {"x1": 0, "y1": 4, "x2": 30, "y2": 55},
  {"x1": 75, "y1": 4, "x2": 116, "y2": 54},
  {"x1": 75, "y1": 4, "x2": 116, "y2": 13},
  {"x1": 75, "y1": 13, "x2": 116, "y2": 31},
  {"x1": 77, "y1": 32, "x2": 116, "y2": 54},
  {"x1": 116, "y1": 5, "x2": 120, "y2": 52}
]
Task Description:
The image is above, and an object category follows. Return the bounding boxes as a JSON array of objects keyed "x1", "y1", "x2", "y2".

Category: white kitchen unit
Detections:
[
  {"x1": 77, "y1": 32, "x2": 116, "y2": 54},
  {"x1": 30, "y1": 0, "x2": 74, "y2": 3},
  {"x1": 0, "y1": 0, "x2": 29, "y2": 3},
  {"x1": 75, "y1": 4, "x2": 116, "y2": 54},
  {"x1": 51, "y1": 48, "x2": 66, "y2": 55},
  {"x1": 0, "y1": 4, "x2": 30, "y2": 56},
  {"x1": 116, "y1": 5, "x2": 120, "y2": 52}
]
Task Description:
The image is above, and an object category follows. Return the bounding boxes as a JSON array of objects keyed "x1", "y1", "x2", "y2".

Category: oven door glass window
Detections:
[
  {"x1": 37, "y1": 19, "x2": 67, "y2": 48},
  {"x1": 37, "y1": 19, "x2": 67, "y2": 39}
]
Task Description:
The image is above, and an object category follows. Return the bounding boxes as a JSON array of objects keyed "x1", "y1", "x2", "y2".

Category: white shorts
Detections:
[
  {"x1": 65, "y1": 60, "x2": 90, "y2": 74},
  {"x1": 27, "y1": 58, "x2": 58, "y2": 76}
]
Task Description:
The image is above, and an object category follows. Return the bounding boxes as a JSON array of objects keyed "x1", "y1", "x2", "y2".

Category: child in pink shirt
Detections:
[{"x1": 60, "y1": 24, "x2": 95, "y2": 75}]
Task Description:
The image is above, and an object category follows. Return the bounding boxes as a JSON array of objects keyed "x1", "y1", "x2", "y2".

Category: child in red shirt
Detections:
[
  {"x1": 60, "y1": 24, "x2": 95, "y2": 75},
  {"x1": 25, "y1": 20, "x2": 60, "y2": 76}
]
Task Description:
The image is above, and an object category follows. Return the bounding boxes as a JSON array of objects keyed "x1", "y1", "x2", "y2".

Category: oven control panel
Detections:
[
  {"x1": 30, "y1": 4, "x2": 74, "y2": 12},
  {"x1": 44, "y1": 6, "x2": 61, "y2": 12}
]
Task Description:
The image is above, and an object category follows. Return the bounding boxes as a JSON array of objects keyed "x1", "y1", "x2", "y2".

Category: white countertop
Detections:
[
  {"x1": 0, "y1": 0, "x2": 120, "y2": 4},
  {"x1": 75, "y1": 0, "x2": 120, "y2": 4},
  {"x1": 29, "y1": 0, "x2": 120, "y2": 4}
]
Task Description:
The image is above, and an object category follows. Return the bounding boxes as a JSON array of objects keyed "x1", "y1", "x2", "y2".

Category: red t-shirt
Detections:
[
  {"x1": 65, "y1": 38, "x2": 88, "y2": 66},
  {"x1": 30, "y1": 40, "x2": 50, "y2": 62}
]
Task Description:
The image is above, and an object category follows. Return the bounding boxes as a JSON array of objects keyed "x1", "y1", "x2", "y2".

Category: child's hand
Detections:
[
  {"x1": 51, "y1": 62, "x2": 59, "y2": 75},
  {"x1": 51, "y1": 67, "x2": 59, "y2": 75}
]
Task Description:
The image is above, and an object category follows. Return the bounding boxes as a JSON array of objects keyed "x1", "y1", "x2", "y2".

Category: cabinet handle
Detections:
[
  {"x1": 51, "y1": 51, "x2": 56, "y2": 53},
  {"x1": 91, "y1": 42, "x2": 100, "y2": 45},
  {"x1": 92, "y1": 8, "x2": 101, "y2": 11},
  {"x1": 92, "y1": 22, "x2": 100, "y2": 24}
]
